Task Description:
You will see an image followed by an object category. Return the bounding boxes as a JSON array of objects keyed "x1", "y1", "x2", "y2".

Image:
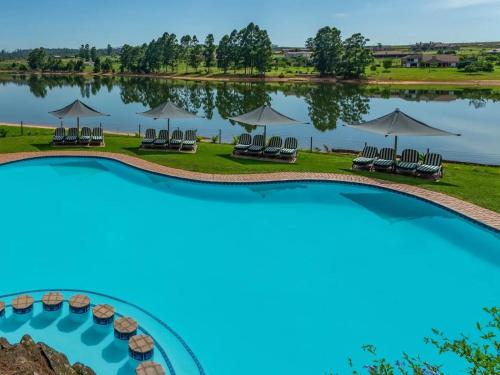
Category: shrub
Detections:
[
  {"x1": 211, "y1": 135, "x2": 219, "y2": 143},
  {"x1": 0, "y1": 128, "x2": 8, "y2": 137},
  {"x1": 382, "y1": 59, "x2": 393, "y2": 70}
]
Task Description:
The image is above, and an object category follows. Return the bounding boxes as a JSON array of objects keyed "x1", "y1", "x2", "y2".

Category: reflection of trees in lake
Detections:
[
  {"x1": 304, "y1": 84, "x2": 370, "y2": 131},
  {"x1": 3, "y1": 74, "x2": 500, "y2": 131}
]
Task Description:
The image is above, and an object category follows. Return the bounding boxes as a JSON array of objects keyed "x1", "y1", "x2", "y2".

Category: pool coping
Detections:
[{"x1": 0, "y1": 151, "x2": 499, "y2": 232}]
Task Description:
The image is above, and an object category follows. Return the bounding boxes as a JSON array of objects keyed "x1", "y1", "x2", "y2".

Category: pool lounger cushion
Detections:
[
  {"x1": 233, "y1": 133, "x2": 252, "y2": 154},
  {"x1": 169, "y1": 129, "x2": 184, "y2": 149},
  {"x1": 417, "y1": 153, "x2": 443, "y2": 179},
  {"x1": 65, "y1": 128, "x2": 79, "y2": 144},
  {"x1": 153, "y1": 129, "x2": 168, "y2": 147},
  {"x1": 142, "y1": 129, "x2": 156, "y2": 147},
  {"x1": 52, "y1": 128, "x2": 65, "y2": 144},
  {"x1": 396, "y1": 149, "x2": 420, "y2": 173},
  {"x1": 182, "y1": 130, "x2": 197, "y2": 150},
  {"x1": 279, "y1": 137, "x2": 298, "y2": 159},
  {"x1": 373, "y1": 148, "x2": 395, "y2": 170},
  {"x1": 91, "y1": 128, "x2": 104, "y2": 145},
  {"x1": 352, "y1": 146, "x2": 378, "y2": 168},
  {"x1": 246, "y1": 134, "x2": 265, "y2": 154},
  {"x1": 79, "y1": 127, "x2": 92, "y2": 145},
  {"x1": 263, "y1": 136, "x2": 283, "y2": 156}
]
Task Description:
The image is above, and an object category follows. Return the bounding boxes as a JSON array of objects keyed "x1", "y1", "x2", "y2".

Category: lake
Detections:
[{"x1": 0, "y1": 74, "x2": 499, "y2": 165}]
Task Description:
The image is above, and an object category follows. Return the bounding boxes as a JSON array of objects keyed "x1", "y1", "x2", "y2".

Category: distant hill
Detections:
[{"x1": 0, "y1": 47, "x2": 121, "y2": 59}]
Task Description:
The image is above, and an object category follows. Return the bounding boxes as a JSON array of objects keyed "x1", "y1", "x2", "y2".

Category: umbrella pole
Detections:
[
  {"x1": 77, "y1": 117, "x2": 80, "y2": 133},
  {"x1": 394, "y1": 136, "x2": 398, "y2": 165},
  {"x1": 167, "y1": 119, "x2": 170, "y2": 144},
  {"x1": 263, "y1": 125, "x2": 267, "y2": 145}
]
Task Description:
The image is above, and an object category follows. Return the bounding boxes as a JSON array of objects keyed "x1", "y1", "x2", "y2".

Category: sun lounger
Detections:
[
  {"x1": 65, "y1": 128, "x2": 78, "y2": 144},
  {"x1": 91, "y1": 127, "x2": 104, "y2": 145},
  {"x1": 233, "y1": 133, "x2": 252, "y2": 154},
  {"x1": 246, "y1": 134, "x2": 265, "y2": 155},
  {"x1": 263, "y1": 136, "x2": 283, "y2": 157},
  {"x1": 373, "y1": 147, "x2": 395, "y2": 171},
  {"x1": 79, "y1": 127, "x2": 92, "y2": 145},
  {"x1": 182, "y1": 130, "x2": 197, "y2": 151},
  {"x1": 142, "y1": 129, "x2": 156, "y2": 148},
  {"x1": 279, "y1": 137, "x2": 298, "y2": 160},
  {"x1": 153, "y1": 129, "x2": 168, "y2": 148},
  {"x1": 352, "y1": 145, "x2": 378, "y2": 170},
  {"x1": 417, "y1": 153, "x2": 443, "y2": 180},
  {"x1": 52, "y1": 128, "x2": 65, "y2": 145},
  {"x1": 168, "y1": 129, "x2": 183, "y2": 149},
  {"x1": 395, "y1": 149, "x2": 419, "y2": 175}
]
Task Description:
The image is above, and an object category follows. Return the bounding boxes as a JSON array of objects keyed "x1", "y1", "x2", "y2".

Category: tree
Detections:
[
  {"x1": 308, "y1": 26, "x2": 343, "y2": 75},
  {"x1": 90, "y1": 46, "x2": 97, "y2": 62},
  {"x1": 93, "y1": 56, "x2": 101, "y2": 72},
  {"x1": 101, "y1": 57, "x2": 113, "y2": 72},
  {"x1": 254, "y1": 29, "x2": 272, "y2": 74},
  {"x1": 180, "y1": 35, "x2": 192, "y2": 72},
  {"x1": 217, "y1": 34, "x2": 232, "y2": 73},
  {"x1": 79, "y1": 44, "x2": 85, "y2": 59},
  {"x1": 204, "y1": 34, "x2": 216, "y2": 72},
  {"x1": 107, "y1": 44, "x2": 113, "y2": 56},
  {"x1": 84, "y1": 44, "x2": 90, "y2": 61},
  {"x1": 382, "y1": 59, "x2": 393, "y2": 70},
  {"x1": 27, "y1": 47, "x2": 46, "y2": 70},
  {"x1": 188, "y1": 36, "x2": 203, "y2": 72},
  {"x1": 340, "y1": 33, "x2": 372, "y2": 78}
]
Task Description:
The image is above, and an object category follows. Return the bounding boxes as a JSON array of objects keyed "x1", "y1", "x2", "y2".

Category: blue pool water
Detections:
[{"x1": 0, "y1": 157, "x2": 498, "y2": 374}]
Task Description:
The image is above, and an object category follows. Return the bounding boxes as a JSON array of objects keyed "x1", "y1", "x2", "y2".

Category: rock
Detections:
[{"x1": 0, "y1": 335, "x2": 95, "y2": 375}]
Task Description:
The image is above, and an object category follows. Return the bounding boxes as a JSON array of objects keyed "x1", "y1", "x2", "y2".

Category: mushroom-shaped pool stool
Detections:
[
  {"x1": 69, "y1": 294, "x2": 91, "y2": 322},
  {"x1": 42, "y1": 292, "x2": 64, "y2": 312},
  {"x1": 114, "y1": 316, "x2": 138, "y2": 348},
  {"x1": 93, "y1": 304, "x2": 115, "y2": 333},
  {"x1": 12, "y1": 295, "x2": 34, "y2": 321},
  {"x1": 136, "y1": 361, "x2": 165, "y2": 375},
  {"x1": 129, "y1": 334, "x2": 154, "y2": 362}
]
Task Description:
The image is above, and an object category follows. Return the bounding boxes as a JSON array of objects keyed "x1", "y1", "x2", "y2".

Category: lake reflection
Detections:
[{"x1": 0, "y1": 74, "x2": 499, "y2": 164}]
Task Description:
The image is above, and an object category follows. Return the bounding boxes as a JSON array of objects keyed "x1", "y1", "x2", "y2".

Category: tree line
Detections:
[
  {"x1": 22, "y1": 23, "x2": 373, "y2": 79},
  {"x1": 119, "y1": 23, "x2": 272, "y2": 75}
]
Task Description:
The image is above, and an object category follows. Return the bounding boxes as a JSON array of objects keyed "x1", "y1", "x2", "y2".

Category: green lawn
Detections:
[
  {"x1": 1, "y1": 125, "x2": 499, "y2": 212},
  {"x1": 366, "y1": 65, "x2": 500, "y2": 81}
]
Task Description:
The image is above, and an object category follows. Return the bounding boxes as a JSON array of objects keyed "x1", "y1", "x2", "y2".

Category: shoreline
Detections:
[{"x1": 2, "y1": 70, "x2": 500, "y2": 87}]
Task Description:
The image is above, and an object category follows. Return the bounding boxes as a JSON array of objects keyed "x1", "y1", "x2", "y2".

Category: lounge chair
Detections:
[
  {"x1": 168, "y1": 129, "x2": 183, "y2": 149},
  {"x1": 373, "y1": 148, "x2": 395, "y2": 172},
  {"x1": 395, "y1": 149, "x2": 419, "y2": 175},
  {"x1": 153, "y1": 129, "x2": 168, "y2": 148},
  {"x1": 233, "y1": 133, "x2": 252, "y2": 154},
  {"x1": 65, "y1": 128, "x2": 78, "y2": 144},
  {"x1": 79, "y1": 127, "x2": 92, "y2": 145},
  {"x1": 182, "y1": 130, "x2": 197, "y2": 151},
  {"x1": 352, "y1": 146, "x2": 378, "y2": 170},
  {"x1": 91, "y1": 127, "x2": 104, "y2": 146},
  {"x1": 263, "y1": 136, "x2": 283, "y2": 157},
  {"x1": 52, "y1": 128, "x2": 65, "y2": 145},
  {"x1": 279, "y1": 137, "x2": 298, "y2": 160},
  {"x1": 141, "y1": 129, "x2": 156, "y2": 148},
  {"x1": 417, "y1": 153, "x2": 443, "y2": 180},
  {"x1": 246, "y1": 134, "x2": 265, "y2": 155}
]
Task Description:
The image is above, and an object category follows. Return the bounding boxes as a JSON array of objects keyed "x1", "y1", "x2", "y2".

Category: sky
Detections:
[{"x1": 1, "y1": 0, "x2": 500, "y2": 50}]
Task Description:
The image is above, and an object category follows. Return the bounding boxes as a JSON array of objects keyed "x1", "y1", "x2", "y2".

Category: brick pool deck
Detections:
[{"x1": 1, "y1": 151, "x2": 499, "y2": 231}]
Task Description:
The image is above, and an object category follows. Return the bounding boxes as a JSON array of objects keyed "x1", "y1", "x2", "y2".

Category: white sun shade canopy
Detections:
[
  {"x1": 49, "y1": 99, "x2": 108, "y2": 119},
  {"x1": 229, "y1": 105, "x2": 303, "y2": 126},
  {"x1": 138, "y1": 101, "x2": 199, "y2": 120},
  {"x1": 346, "y1": 109, "x2": 460, "y2": 137}
]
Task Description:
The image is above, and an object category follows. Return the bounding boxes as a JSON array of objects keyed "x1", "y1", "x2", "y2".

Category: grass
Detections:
[
  {"x1": 366, "y1": 64, "x2": 500, "y2": 81},
  {"x1": 1, "y1": 125, "x2": 499, "y2": 212}
]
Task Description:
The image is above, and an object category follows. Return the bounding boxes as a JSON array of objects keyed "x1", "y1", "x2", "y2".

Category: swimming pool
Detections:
[{"x1": 0, "y1": 157, "x2": 498, "y2": 374}]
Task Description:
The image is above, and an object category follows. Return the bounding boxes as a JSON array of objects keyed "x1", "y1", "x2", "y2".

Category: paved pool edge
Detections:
[{"x1": 1, "y1": 151, "x2": 499, "y2": 232}]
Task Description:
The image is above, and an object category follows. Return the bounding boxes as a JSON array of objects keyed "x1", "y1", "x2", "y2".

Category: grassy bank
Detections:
[{"x1": 0, "y1": 125, "x2": 499, "y2": 212}]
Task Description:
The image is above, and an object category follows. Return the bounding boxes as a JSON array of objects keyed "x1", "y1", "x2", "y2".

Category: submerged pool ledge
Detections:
[{"x1": 1, "y1": 151, "x2": 499, "y2": 232}]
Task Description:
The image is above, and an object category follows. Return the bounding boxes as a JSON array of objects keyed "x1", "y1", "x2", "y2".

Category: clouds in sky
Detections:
[{"x1": 431, "y1": 0, "x2": 500, "y2": 9}]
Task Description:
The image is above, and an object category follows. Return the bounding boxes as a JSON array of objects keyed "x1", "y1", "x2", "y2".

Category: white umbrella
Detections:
[
  {"x1": 138, "y1": 101, "x2": 199, "y2": 140},
  {"x1": 49, "y1": 99, "x2": 109, "y2": 132},
  {"x1": 229, "y1": 105, "x2": 304, "y2": 141},
  {"x1": 346, "y1": 108, "x2": 460, "y2": 162}
]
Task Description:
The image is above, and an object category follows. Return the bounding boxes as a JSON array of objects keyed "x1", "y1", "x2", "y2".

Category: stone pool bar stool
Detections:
[
  {"x1": 114, "y1": 316, "x2": 138, "y2": 340},
  {"x1": 136, "y1": 361, "x2": 165, "y2": 375},
  {"x1": 129, "y1": 334, "x2": 154, "y2": 361},
  {"x1": 12, "y1": 295, "x2": 34, "y2": 314},
  {"x1": 93, "y1": 304, "x2": 115, "y2": 326},
  {"x1": 69, "y1": 294, "x2": 91, "y2": 314},
  {"x1": 42, "y1": 291, "x2": 64, "y2": 311}
]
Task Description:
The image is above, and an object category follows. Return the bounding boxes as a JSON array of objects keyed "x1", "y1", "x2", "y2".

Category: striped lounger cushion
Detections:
[
  {"x1": 397, "y1": 162, "x2": 418, "y2": 170},
  {"x1": 353, "y1": 157, "x2": 374, "y2": 165}
]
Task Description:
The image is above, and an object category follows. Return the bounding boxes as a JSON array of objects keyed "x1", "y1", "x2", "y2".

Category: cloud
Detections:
[
  {"x1": 333, "y1": 12, "x2": 348, "y2": 18},
  {"x1": 432, "y1": 0, "x2": 500, "y2": 9}
]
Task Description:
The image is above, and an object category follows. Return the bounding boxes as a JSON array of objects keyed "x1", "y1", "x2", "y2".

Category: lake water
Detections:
[{"x1": 0, "y1": 74, "x2": 499, "y2": 165}]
